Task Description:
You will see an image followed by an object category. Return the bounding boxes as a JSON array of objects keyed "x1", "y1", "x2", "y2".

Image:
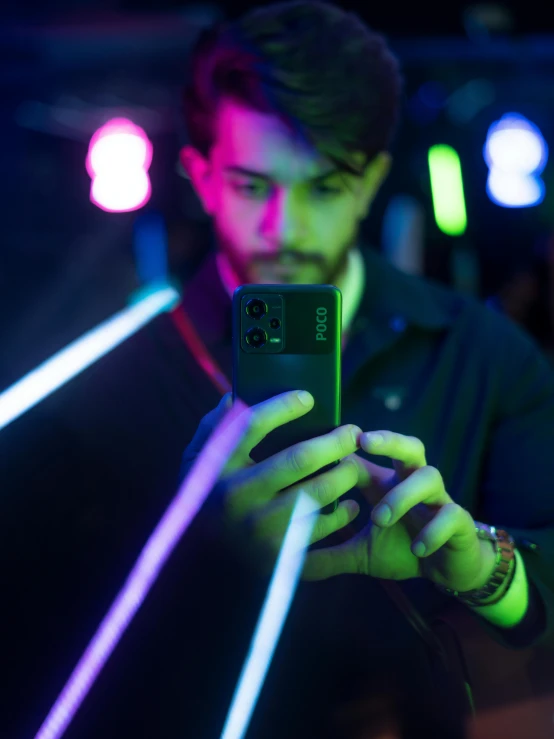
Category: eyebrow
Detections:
[{"x1": 224, "y1": 165, "x2": 342, "y2": 183}]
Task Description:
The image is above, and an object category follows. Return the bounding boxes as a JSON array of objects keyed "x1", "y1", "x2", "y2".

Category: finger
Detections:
[
  {"x1": 223, "y1": 389, "x2": 316, "y2": 473},
  {"x1": 302, "y1": 455, "x2": 360, "y2": 513},
  {"x1": 245, "y1": 454, "x2": 359, "y2": 536},
  {"x1": 370, "y1": 466, "x2": 451, "y2": 528},
  {"x1": 360, "y1": 430, "x2": 427, "y2": 479},
  {"x1": 308, "y1": 499, "x2": 360, "y2": 544},
  {"x1": 348, "y1": 453, "x2": 395, "y2": 507},
  {"x1": 411, "y1": 503, "x2": 476, "y2": 558},
  {"x1": 254, "y1": 495, "x2": 361, "y2": 576},
  {"x1": 236, "y1": 424, "x2": 362, "y2": 511},
  {"x1": 265, "y1": 499, "x2": 360, "y2": 560},
  {"x1": 301, "y1": 532, "x2": 365, "y2": 581}
]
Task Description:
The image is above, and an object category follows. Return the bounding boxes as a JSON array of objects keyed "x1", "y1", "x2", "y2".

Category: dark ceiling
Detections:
[{"x1": 4, "y1": 0, "x2": 554, "y2": 37}]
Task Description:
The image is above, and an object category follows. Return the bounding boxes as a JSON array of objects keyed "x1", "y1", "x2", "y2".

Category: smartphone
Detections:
[{"x1": 232, "y1": 284, "x2": 342, "y2": 515}]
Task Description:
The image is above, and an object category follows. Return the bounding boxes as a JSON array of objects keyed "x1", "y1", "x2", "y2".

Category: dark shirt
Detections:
[{"x1": 2, "y1": 244, "x2": 553, "y2": 738}]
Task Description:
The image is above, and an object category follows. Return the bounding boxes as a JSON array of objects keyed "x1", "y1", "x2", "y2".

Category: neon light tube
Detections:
[
  {"x1": 220, "y1": 492, "x2": 318, "y2": 739},
  {"x1": 0, "y1": 286, "x2": 179, "y2": 431},
  {"x1": 33, "y1": 398, "x2": 251, "y2": 739},
  {"x1": 428, "y1": 144, "x2": 467, "y2": 236}
]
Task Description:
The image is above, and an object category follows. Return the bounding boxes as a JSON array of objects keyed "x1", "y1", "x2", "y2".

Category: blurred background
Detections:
[
  {"x1": 4, "y1": 0, "x2": 554, "y2": 393},
  {"x1": 3, "y1": 0, "x2": 554, "y2": 736}
]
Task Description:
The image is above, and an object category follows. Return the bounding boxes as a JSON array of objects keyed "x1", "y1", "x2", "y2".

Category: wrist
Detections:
[
  {"x1": 434, "y1": 523, "x2": 516, "y2": 607},
  {"x1": 470, "y1": 549, "x2": 529, "y2": 629},
  {"x1": 472, "y1": 537, "x2": 500, "y2": 591},
  {"x1": 474, "y1": 538, "x2": 516, "y2": 604}
]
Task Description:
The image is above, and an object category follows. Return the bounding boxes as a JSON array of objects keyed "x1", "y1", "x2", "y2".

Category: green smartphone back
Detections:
[{"x1": 232, "y1": 284, "x2": 342, "y2": 503}]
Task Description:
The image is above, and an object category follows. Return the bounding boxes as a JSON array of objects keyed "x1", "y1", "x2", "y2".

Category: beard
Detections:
[{"x1": 213, "y1": 223, "x2": 359, "y2": 288}]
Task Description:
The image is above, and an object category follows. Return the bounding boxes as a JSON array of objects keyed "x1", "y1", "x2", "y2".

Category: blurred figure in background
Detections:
[{"x1": 492, "y1": 232, "x2": 554, "y2": 364}]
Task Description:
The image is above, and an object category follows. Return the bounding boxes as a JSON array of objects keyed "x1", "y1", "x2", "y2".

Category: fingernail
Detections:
[
  {"x1": 364, "y1": 433, "x2": 384, "y2": 447},
  {"x1": 351, "y1": 426, "x2": 361, "y2": 445},
  {"x1": 412, "y1": 541, "x2": 426, "y2": 557},
  {"x1": 297, "y1": 391, "x2": 313, "y2": 407},
  {"x1": 372, "y1": 504, "x2": 392, "y2": 526}
]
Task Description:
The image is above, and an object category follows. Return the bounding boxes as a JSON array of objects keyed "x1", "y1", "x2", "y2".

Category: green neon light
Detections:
[{"x1": 428, "y1": 144, "x2": 467, "y2": 236}]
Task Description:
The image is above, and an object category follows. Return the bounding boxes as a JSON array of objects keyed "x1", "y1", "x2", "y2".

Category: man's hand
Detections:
[
  {"x1": 181, "y1": 390, "x2": 363, "y2": 566},
  {"x1": 303, "y1": 430, "x2": 494, "y2": 591}
]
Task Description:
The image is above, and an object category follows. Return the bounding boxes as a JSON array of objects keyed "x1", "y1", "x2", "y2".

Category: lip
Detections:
[
  {"x1": 257, "y1": 263, "x2": 300, "y2": 273},
  {"x1": 254, "y1": 271, "x2": 296, "y2": 282},
  {"x1": 270, "y1": 266, "x2": 298, "y2": 274}
]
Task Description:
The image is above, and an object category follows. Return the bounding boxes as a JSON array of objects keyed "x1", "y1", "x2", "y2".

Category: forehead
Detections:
[{"x1": 211, "y1": 97, "x2": 333, "y2": 182}]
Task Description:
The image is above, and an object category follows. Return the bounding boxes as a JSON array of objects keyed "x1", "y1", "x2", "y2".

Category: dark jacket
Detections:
[{"x1": 2, "y1": 244, "x2": 553, "y2": 738}]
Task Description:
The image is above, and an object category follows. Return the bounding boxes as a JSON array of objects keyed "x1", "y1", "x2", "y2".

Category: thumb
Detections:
[
  {"x1": 200, "y1": 393, "x2": 234, "y2": 433},
  {"x1": 222, "y1": 392, "x2": 233, "y2": 411},
  {"x1": 180, "y1": 393, "x2": 234, "y2": 478}
]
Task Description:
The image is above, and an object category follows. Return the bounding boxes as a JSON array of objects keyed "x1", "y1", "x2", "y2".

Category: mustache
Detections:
[{"x1": 252, "y1": 252, "x2": 324, "y2": 266}]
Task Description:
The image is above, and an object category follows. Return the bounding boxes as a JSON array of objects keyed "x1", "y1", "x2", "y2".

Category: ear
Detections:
[
  {"x1": 179, "y1": 145, "x2": 216, "y2": 215},
  {"x1": 357, "y1": 152, "x2": 392, "y2": 220}
]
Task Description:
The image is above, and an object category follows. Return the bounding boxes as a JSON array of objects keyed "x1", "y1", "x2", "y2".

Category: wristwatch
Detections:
[{"x1": 434, "y1": 522, "x2": 516, "y2": 606}]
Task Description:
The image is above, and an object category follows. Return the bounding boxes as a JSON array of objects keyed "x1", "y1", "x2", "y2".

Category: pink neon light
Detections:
[
  {"x1": 85, "y1": 118, "x2": 153, "y2": 213},
  {"x1": 34, "y1": 397, "x2": 250, "y2": 739}
]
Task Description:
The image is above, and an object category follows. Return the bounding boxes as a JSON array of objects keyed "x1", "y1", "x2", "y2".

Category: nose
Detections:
[{"x1": 258, "y1": 188, "x2": 307, "y2": 248}]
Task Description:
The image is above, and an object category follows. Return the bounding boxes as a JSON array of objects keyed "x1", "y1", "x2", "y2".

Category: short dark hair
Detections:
[{"x1": 183, "y1": 0, "x2": 402, "y2": 175}]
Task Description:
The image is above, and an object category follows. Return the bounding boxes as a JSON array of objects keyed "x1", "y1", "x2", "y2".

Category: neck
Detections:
[{"x1": 215, "y1": 248, "x2": 366, "y2": 345}]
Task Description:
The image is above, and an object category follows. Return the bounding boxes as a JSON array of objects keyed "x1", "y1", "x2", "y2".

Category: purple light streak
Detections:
[{"x1": 33, "y1": 397, "x2": 250, "y2": 739}]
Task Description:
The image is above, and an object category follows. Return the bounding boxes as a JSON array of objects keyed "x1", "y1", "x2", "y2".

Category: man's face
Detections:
[{"x1": 182, "y1": 98, "x2": 389, "y2": 286}]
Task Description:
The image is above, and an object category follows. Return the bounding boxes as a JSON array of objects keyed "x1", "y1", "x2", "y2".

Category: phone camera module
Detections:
[
  {"x1": 245, "y1": 327, "x2": 267, "y2": 348},
  {"x1": 269, "y1": 318, "x2": 281, "y2": 329},
  {"x1": 245, "y1": 298, "x2": 267, "y2": 320}
]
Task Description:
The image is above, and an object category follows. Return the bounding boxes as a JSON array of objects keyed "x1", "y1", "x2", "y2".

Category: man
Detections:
[
  {"x1": 2, "y1": 2, "x2": 553, "y2": 738},
  {"x1": 174, "y1": 0, "x2": 553, "y2": 732}
]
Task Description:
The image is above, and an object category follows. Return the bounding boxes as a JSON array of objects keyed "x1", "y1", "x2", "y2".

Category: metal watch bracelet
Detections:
[{"x1": 435, "y1": 523, "x2": 516, "y2": 606}]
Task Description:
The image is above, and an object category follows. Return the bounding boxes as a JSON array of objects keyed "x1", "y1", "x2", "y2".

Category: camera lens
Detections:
[
  {"x1": 246, "y1": 298, "x2": 267, "y2": 320},
  {"x1": 269, "y1": 318, "x2": 281, "y2": 329},
  {"x1": 245, "y1": 327, "x2": 267, "y2": 348}
]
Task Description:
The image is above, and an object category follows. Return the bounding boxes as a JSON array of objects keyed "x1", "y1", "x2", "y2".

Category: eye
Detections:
[
  {"x1": 312, "y1": 182, "x2": 343, "y2": 197},
  {"x1": 232, "y1": 181, "x2": 268, "y2": 199}
]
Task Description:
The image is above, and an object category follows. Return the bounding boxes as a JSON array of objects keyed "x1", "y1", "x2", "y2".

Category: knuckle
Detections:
[
  {"x1": 310, "y1": 517, "x2": 327, "y2": 543},
  {"x1": 336, "y1": 426, "x2": 356, "y2": 456},
  {"x1": 308, "y1": 477, "x2": 329, "y2": 507},
  {"x1": 410, "y1": 436, "x2": 426, "y2": 457},
  {"x1": 342, "y1": 454, "x2": 358, "y2": 471},
  {"x1": 423, "y1": 465, "x2": 442, "y2": 486},
  {"x1": 287, "y1": 445, "x2": 312, "y2": 474},
  {"x1": 458, "y1": 505, "x2": 474, "y2": 525},
  {"x1": 247, "y1": 411, "x2": 265, "y2": 437},
  {"x1": 417, "y1": 464, "x2": 430, "y2": 479},
  {"x1": 343, "y1": 456, "x2": 360, "y2": 483}
]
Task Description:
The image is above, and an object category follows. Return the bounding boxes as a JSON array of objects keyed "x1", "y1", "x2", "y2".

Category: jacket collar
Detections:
[
  {"x1": 180, "y1": 244, "x2": 458, "y2": 366},
  {"x1": 355, "y1": 246, "x2": 456, "y2": 334}
]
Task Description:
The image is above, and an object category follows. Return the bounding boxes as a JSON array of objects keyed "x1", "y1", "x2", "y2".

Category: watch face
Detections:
[{"x1": 475, "y1": 522, "x2": 496, "y2": 540}]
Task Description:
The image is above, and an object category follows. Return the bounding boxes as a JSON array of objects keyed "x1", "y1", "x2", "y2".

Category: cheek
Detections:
[
  {"x1": 213, "y1": 192, "x2": 259, "y2": 248},
  {"x1": 312, "y1": 200, "x2": 360, "y2": 244}
]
